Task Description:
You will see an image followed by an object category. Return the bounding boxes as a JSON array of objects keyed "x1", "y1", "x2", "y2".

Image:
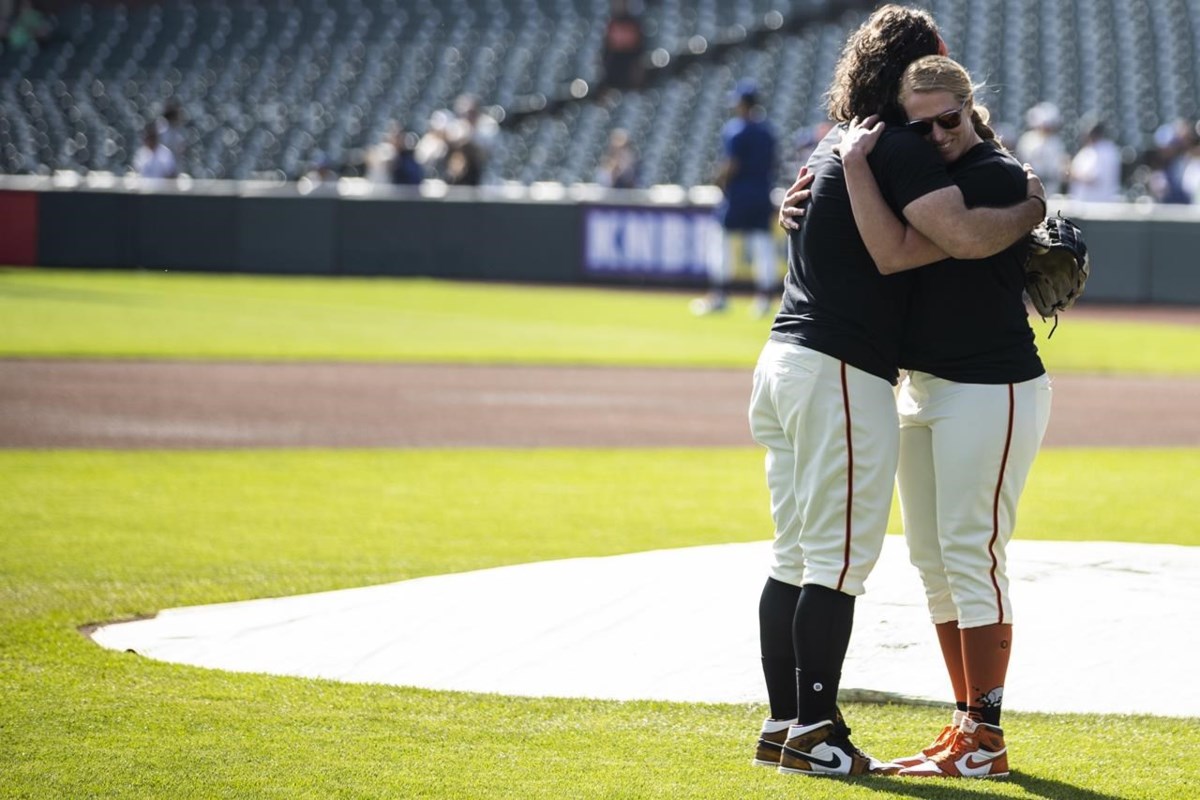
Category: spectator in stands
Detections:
[
  {"x1": 415, "y1": 109, "x2": 452, "y2": 180},
  {"x1": 1148, "y1": 120, "x2": 1193, "y2": 204},
  {"x1": 133, "y1": 123, "x2": 177, "y2": 179},
  {"x1": 364, "y1": 121, "x2": 422, "y2": 186},
  {"x1": 1183, "y1": 122, "x2": 1200, "y2": 205},
  {"x1": 305, "y1": 151, "x2": 338, "y2": 184},
  {"x1": 1016, "y1": 102, "x2": 1068, "y2": 196},
  {"x1": 389, "y1": 124, "x2": 424, "y2": 186},
  {"x1": 601, "y1": 0, "x2": 645, "y2": 92},
  {"x1": 453, "y1": 94, "x2": 499, "y2": 167},
  {"x1": 156, "y1": 100, "x2": 188, "y2": 168},
  {"x1": 692, "y1": 79, "x2": 778, "y2": 318},
  {"x1": 0, "y1": 0, "x2": 14, "y2": 50},
  {"x1": 595, "y1": 127, "x2": 639, "y2": 188},
  {"x1": 443, "y1": 139, "x2": 483, "y2": 186},
  {"x1": 5, "y1": 0, "x2": 52, "y2": 52},
  {"x1": 432, "y1": 94, "x2": 498, "y2": 186},
  {"x1": 1067, "y1": 118, "x2": 1122, "y2": 202}
]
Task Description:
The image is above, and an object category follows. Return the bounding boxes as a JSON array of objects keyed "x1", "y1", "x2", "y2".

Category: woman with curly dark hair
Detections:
[
  {"x1": 826, "y1": 4, "x2": 945, "y2": 125},
  {"x1": 749, "y1": 4, "x2": 1047, "y2": 778}
]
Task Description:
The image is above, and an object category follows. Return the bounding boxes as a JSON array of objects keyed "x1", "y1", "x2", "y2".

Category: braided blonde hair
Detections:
[{"x1": 899, "y1": 55, "x2": 1002, "y2": 147}]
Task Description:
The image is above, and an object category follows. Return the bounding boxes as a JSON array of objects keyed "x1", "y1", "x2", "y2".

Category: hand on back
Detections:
[
  {"x1": 778, "y1": 166, "x2": 815, "y2": 231},
  {"x1": 834, "y1": 115, "x2": 885, "y2": 163}
]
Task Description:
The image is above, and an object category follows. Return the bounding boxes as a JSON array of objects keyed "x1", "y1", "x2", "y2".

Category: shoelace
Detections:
[{"x1": 930, "y1": 729, "x2": 969, "y2": 764}]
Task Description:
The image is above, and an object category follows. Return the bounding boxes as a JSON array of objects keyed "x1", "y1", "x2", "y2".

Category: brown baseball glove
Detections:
[{"x1": 1025, "y1": 213, "x2": 1090, "y2": 333}]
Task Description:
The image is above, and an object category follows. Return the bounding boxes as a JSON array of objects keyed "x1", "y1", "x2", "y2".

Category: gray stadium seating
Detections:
[{"x1": 2, "y1": 0, "x2": 1198, "y2": 186}]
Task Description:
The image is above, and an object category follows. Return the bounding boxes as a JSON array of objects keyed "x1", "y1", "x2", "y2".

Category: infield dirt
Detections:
[{"x1": 2, "y1": 360, "x2": 1198, "y2": 448}]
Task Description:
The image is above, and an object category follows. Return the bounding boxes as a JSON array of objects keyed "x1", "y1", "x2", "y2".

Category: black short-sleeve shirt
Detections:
[
  {"x1": 899, "y1": 142, "x2": 1045, "y2": 384},
  {"x1": 771, "y1": 125, "x2": 953, "y2": 383}
]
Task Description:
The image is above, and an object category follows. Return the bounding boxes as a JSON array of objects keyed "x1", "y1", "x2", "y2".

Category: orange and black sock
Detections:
[
  {"x1": 962, "y1": 623, "x2": 1012, "y2": 727},
  {"x1": 935, "y1": 620, "x2": 968, "y2": 708}
]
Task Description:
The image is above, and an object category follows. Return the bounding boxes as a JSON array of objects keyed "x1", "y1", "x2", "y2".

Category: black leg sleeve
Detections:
[
  {"x1": 758, "y1": 577, "x2": 803, "y2": 720},
  {"x1": 793, "y1": 583, "x2": 855, "y2": 724}
]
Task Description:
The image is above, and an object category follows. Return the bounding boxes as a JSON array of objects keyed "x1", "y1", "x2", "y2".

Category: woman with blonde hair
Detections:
[{"x1": 835, "y1": 55, "x2": 1052, "y2": 779}]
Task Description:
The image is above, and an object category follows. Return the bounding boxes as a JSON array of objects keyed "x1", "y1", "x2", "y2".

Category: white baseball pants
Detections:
[
  {"x1": 896, "y1": 371, "x2": 1052, "y2": 628},
  {"x1": 749, "y1": 339, "x2": 900, "y2": 595}
]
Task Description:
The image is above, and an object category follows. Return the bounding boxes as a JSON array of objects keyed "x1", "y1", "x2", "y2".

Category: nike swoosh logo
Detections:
[
  {"x1": 786, "y1": 747, "x2": 844, "y2": 771},
  {"x1": 965, "y1": 752, "x2": 1003, "y2": 768}
]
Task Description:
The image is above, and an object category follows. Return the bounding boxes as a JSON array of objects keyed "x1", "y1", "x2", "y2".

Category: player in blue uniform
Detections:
[
  {"x1": 836, "y1": 55, "x2": 1052, "y2": 779},
  {"x1": 692, "y1": 80, "x2": 778, "y2": 317}
]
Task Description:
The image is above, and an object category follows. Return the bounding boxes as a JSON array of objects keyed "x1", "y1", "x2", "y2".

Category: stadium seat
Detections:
[{"x1": 3, "y1": 0, "x2": 1200, "y2": 184}]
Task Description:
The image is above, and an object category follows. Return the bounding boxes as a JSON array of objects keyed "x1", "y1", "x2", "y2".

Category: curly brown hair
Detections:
[{"x1": 825, "y1": 4, "x2": 943, "y2": 124}]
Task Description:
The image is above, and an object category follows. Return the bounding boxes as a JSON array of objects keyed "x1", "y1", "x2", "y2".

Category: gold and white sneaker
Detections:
[
  {"x1": 751, "y1": 718, "x2": 794, "y2": 767},
  {"x1": 778, "y1": 719, "x2": 897, "y2": 776}
]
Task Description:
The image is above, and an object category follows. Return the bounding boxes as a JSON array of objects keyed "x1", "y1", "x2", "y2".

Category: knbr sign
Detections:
[{"x1": 583, "y1": 206, "x2": 720, "y2": 282}]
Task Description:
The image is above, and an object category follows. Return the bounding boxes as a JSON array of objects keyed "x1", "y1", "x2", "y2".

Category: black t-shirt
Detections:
[
  {"x1": 771, "y1": 125, "x2": 953, "y2": 383},
  {"x1": 900, "y1": 142, "x2": 1045, "y2": 384}
]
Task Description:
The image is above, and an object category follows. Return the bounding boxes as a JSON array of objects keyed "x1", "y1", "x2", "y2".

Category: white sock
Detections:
[{"x1": 762, "y1": 717, "x2": 797, "y2": 735}]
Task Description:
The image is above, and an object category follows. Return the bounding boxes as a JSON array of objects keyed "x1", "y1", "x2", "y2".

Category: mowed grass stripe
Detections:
[
  {"x1": 2, "y1": 448, "x2": 1194, "y2": 622},
  {"x1": 1, "y1": 447, "x2": 1197, "y2": 799},
  {"x1": 2, "y1": 269, "x2": 1199, "y2": 374}
]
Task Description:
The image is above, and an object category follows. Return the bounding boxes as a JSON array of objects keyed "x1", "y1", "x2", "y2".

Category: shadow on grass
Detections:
[
  {"x1": 0, "y1": 282, "x2": 150, "y2": 306},
  {"x1": 851, "y1": 771, "x2": 1125, "y2": 800}
]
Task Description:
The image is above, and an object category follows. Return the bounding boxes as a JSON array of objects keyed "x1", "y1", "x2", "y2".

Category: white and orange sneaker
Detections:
[
  {"x1": 899, "y1": 716, "x2": 1009, "y2": 779},
  {"x1": 891, "y1": 709, "x2": 967, "y2": 768}
]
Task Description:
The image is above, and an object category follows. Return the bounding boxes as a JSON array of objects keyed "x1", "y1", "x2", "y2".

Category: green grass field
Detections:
[
  {"x1": 2, "y1": 269, "x2": 1198, "y2": 798},
  {"x1": 2, "y1": 268, "x2": 1200, "y2": 373}
]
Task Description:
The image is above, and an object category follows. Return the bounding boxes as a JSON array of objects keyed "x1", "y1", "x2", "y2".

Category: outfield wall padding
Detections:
[
  {"x1": 237, "y1": 194, "x2": 339, "y2": 275},
  {"x1": 0, "y1": 191, "x2": 39, "y2": 266},
  {"x1": 37, "y1": 191, "x2": 138, "y2": 269},
  {"x1": 1069, "y1": 218, "x2": 1150, "y2": 302},
  {"x1": 14, "y1": 181, "x2": 1200, "y2": 305},
  {"x1": 137, "y1": 194, "x2": 240, "y2": 272}
]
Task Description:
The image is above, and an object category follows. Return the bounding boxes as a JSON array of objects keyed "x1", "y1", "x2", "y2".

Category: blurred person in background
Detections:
[
  {"x1": 1183, "y1": 122, "x2": 1200, "y2": 204},
  {"x1": 453, "y1": 94, "x2": 499, "y2": 170},
  {"x1": 601, "y1": 0, "x2": 645, "y2": 92},
  {"x1": 303, "y1": 151, "x2": 339, "y2": 191},
  {"x1": 0, "y1": 0, "x2": 14, "y2": 50},
  {"x1": 438, "y1": 94, "x2": 498, "y2": 186},
  {"x1": 5, "y1": 0, "x2": 53, "y2": 52},
  {"x1": 443, "y1": 139, "x2": 482, "y2": 186},
  {"x1": 365, "y1": 121, "x2": 424, "y2": 186},
  {"x1": 415, "y1": 109, "x2": 452, "y2": 179},
  {"x1": 1015, "y1": 102, "x2": 1067, "y2": 196},
  {"x1": 595, "y1": 127, "x2": 639, "y2": 188},
  {"x1": 156, "y1": 99, "x2": 188, "y2": 168},
  {"x1": 1148, "y1": 120, "x2": 1193, "y2": 204},
  {"x1": 133, "y1": 122, "x2": 177, "y2": 179},
  {"x1": 389, "y1": 125, "x2": 424, "y2": 186},
  {"x1": 416, "y1": 98, "x2": 499, "y2": 186},
  {"x1": 1066, "y1": 118, "x2": 1122, "y2": 202},
  {"x1": 692, "y1": 79, "x2": 778, "y2": 317}
]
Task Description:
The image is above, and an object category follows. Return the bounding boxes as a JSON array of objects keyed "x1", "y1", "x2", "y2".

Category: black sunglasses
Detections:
[{"x1": 905, "y1": 100, "x2": 969, "y2": 136}]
